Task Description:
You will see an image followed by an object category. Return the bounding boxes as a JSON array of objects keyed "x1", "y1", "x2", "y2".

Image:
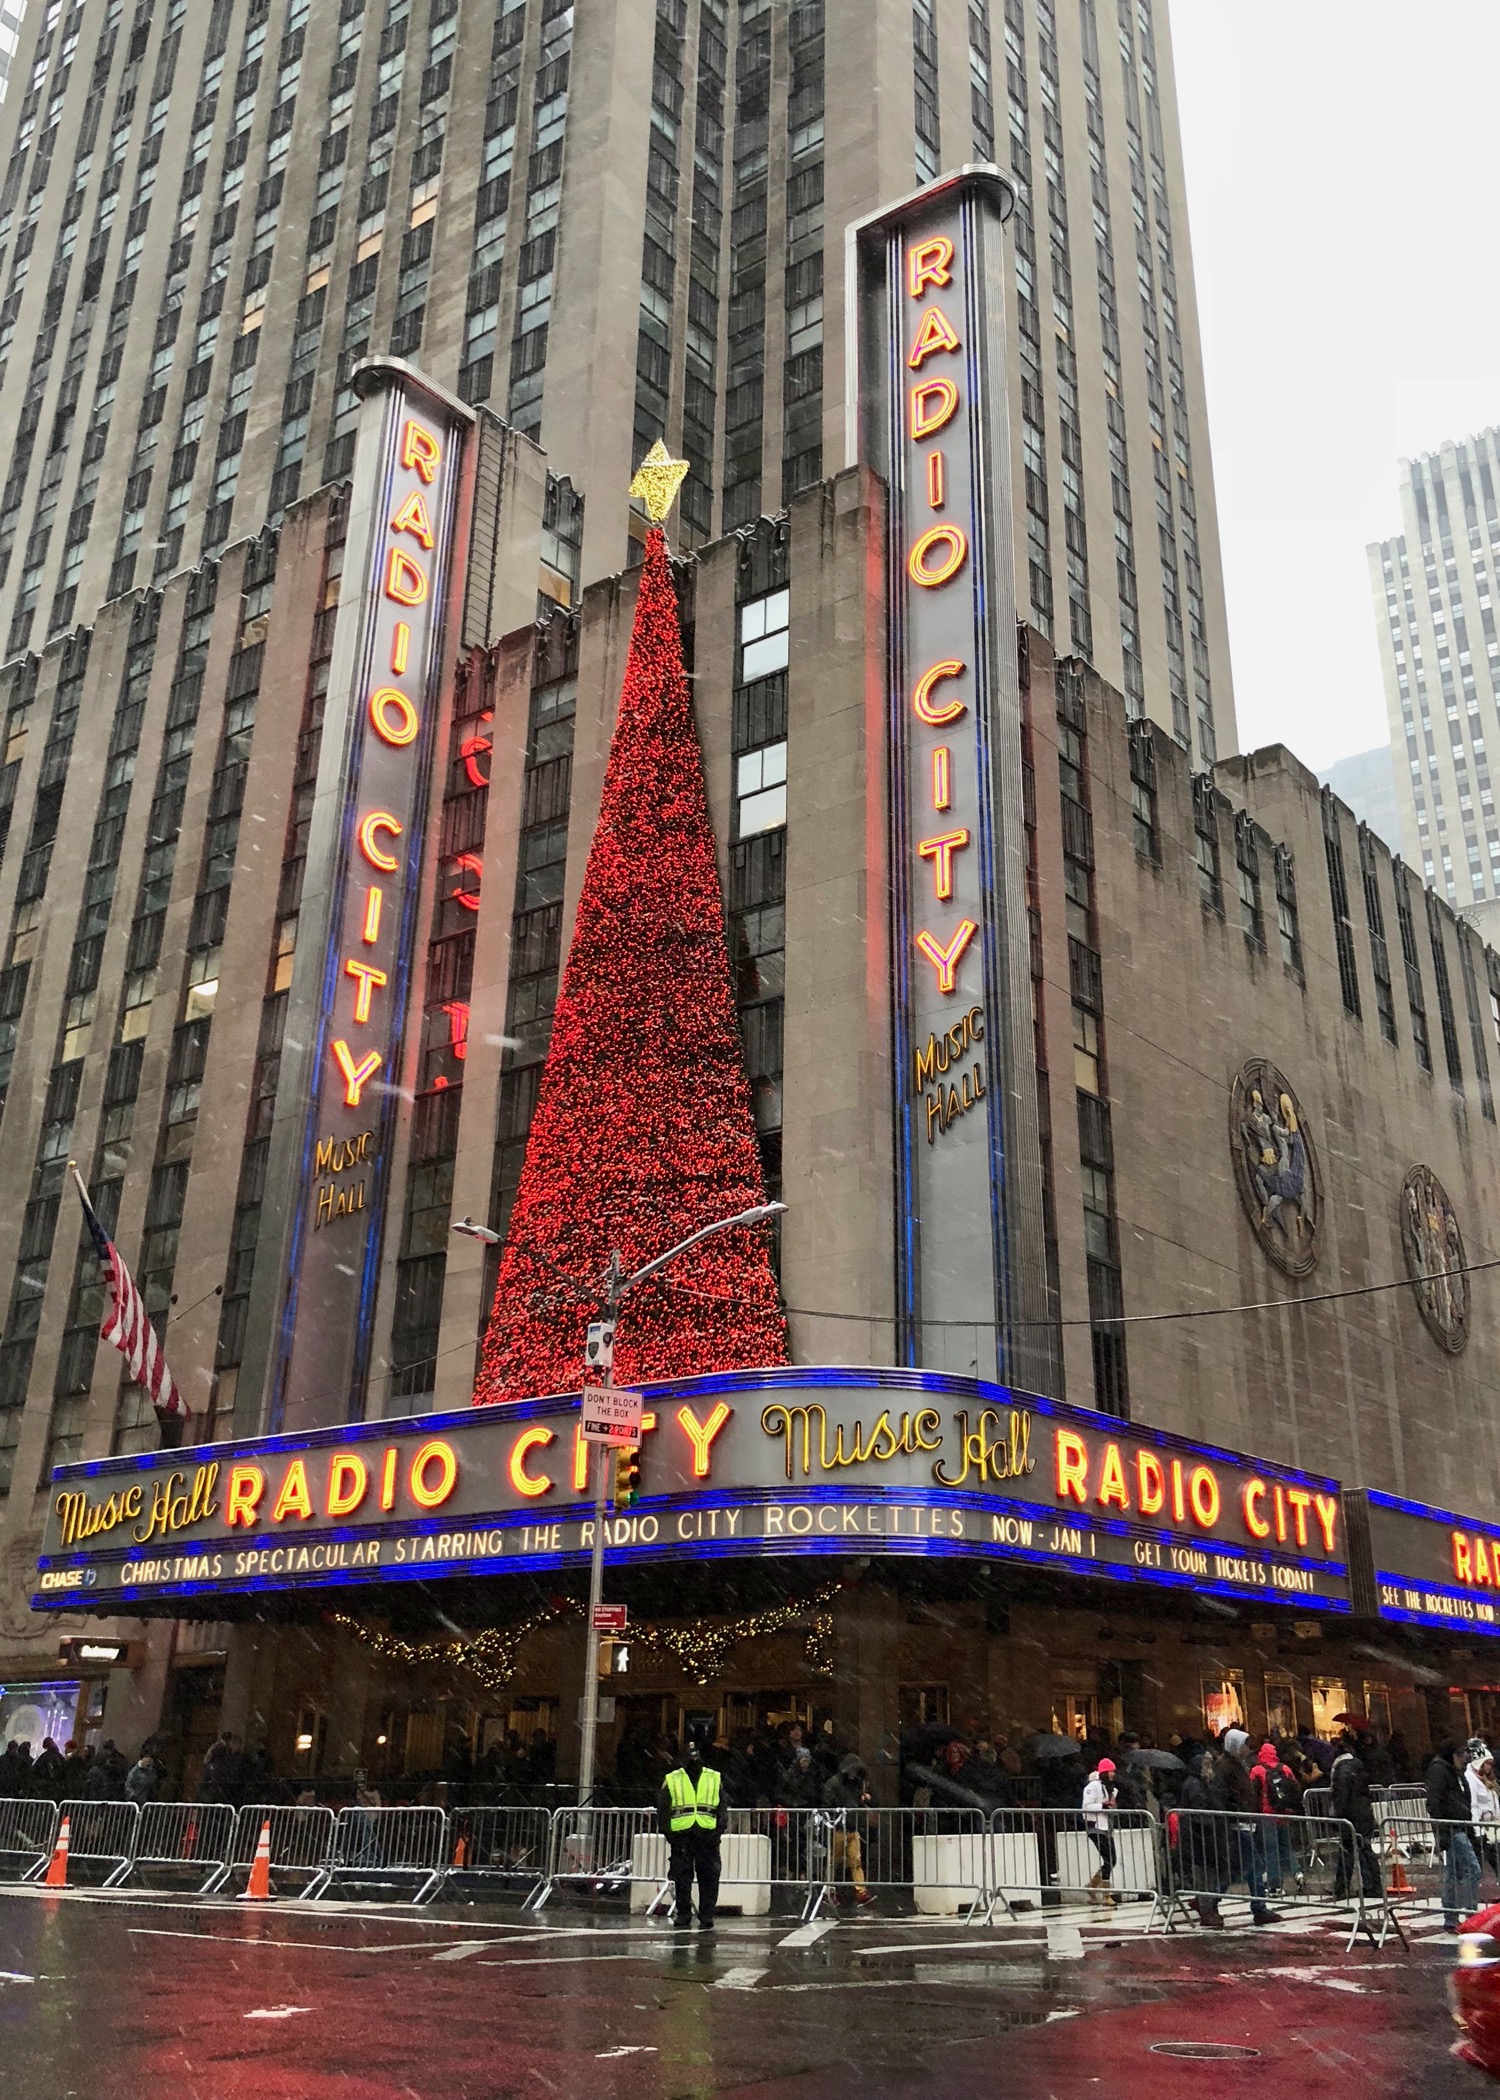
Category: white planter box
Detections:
[
  {"x1": 1056, "y1": 1826, "x2": 1160, "y2": 1902},
  {"x1": 630, "y1": 1831, "x2": 771, "y2": 1915},
  {"x1": 912, "y1": 1831, "x2": 990, "y2": 1913},
  {"x1": 991, "y1": 1830, "x2": 1043, "y2": 1907}
]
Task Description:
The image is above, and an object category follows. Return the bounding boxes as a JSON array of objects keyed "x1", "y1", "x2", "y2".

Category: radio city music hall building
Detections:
[{"x1": 9, "y1": 170, "x2": 1500, "y2": 1784}]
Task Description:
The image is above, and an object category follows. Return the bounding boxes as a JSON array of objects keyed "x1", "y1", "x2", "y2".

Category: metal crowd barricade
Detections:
[
  {"x1": 1378, "y1": 1813, "x2": 1500, "y2": 1944},
  {"x1": 318, "y1": 1804, "x2": 449, "y2": 1904},
  {"x1": 1377, "y1": 1787, "x2": 1438, "y2": 1869},
  {"x1": 441, "y1": 1804, "x2": 554, "y2": 1905},
  {"x1": 22, "y1": 1799, "x2": 139, "y2": 1887},
  {"x1": 803, "y1": 1804, "x2": 994, "y2": 1923},
  {"x1": 630, "y1": 1807, "x2": 795, "y2": 1920},
  {"x1": 224, "y1": 1802, "x2": 338, "y2": 1897},
  {"x1": 129, "y1": 1802, "x2": 237, "y2": 1895},
  {"x1": 973, "y1": 1805, "x2": 1164, "y2": 1927},
  {"x1": 537, "y1": 1805, "x2": 659, "y2": 1911},
  {"x1": 0, "y1": 1797, "x2": 58, "y2": 1881},
  {"x1": 1161, "y1": 1807, "x2": 1401, "y2": 1950}
]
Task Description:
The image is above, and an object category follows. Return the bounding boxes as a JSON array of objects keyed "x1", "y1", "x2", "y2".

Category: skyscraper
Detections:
[
  {"x1": 0, "y1": 4, "x2": 27, "y2": 104},
  {"x1": 1370, "y1": 430, "x2": 1500, "y2": 939},
  {"x1": 0, "y1": 0, "x2": 1233, "y2": 761},
  {"x1": 0, "y1": 0, "x2": 1257, "y2": 1760}
]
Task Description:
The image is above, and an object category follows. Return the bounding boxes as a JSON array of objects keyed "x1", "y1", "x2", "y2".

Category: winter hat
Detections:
[
  {"x1": 1223, "y1": 1728, "x2": 1250, "y2": 1762},
  {"x1": 1256, "y1": 1744, "x2": 1280, "y2": 1767},
  {"x1": 1096, "y1": 1758, "x2": 1116, "y2": 1774}
]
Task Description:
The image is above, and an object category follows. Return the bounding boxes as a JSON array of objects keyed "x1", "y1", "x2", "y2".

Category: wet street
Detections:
[{"x1": 0, "y1": 1887, "x2": 1485, "y2": 2100}]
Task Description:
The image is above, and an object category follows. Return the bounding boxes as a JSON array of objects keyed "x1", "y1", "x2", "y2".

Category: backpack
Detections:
[{"x1": 1265, "y1": 1764, "x2": 1299, "y2": 1813}]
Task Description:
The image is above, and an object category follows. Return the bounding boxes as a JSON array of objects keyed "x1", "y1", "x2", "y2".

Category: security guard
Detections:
[{"x1": 657, "y1": 1733, "x2": 723, "y2": 1930}]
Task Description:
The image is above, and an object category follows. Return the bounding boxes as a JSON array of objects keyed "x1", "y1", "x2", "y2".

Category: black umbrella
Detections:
[
  {"x1": 1028, "y1": 1733, "x2": 1085, "y2": 1759},
  {"x1": 1125, "y1": 1748, "x2": 1185, "y2": 1773},
  {"x1": 905, "y1": 1762, "x2": 990, "y2": 1812}
]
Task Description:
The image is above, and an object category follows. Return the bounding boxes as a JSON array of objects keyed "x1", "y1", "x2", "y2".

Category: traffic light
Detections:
[{"x1": 614, "y1": 1445, "x2": 641, "y2": 1508}]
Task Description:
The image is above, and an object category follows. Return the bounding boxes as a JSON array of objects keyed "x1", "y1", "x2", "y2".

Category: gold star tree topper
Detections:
[{"x1": 629, "y1": 440, "x2": 691, "y2": 524}]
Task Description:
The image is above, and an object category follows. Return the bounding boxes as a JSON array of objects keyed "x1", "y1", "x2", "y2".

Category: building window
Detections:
[
  {"x1": 1426, "y1": 891, "x2": 1464, "y2": 1091},
  {"x1": 1127, "y1": 724, "x2": 1158, "y2": 863},
  {"x1": 739, "y1": 587, "x2": 789, "y2": 681},
  {"x1": 1357, "y1": 831, "x2": 1396, "y2": 1043},
  {"x1": 1320, "y1": 792, "x2": 1361, "y2": 1017},
  {"x1": 735, "y1": 740, "x2": 786, "y2": 837},
  {"x1": 1192, "y1": 776, "x2": 1221, "y2": 913},
  {"x1": 1457, "y1": 924, "x2": 1495, "y2": 1123},
  {"x1": 1235, "y1": 817, "x2": 1264, "y2": 950},
  {"x1": 1393, "y1": 863, "x2": 1431, "y2": 1073},
  {"x1": 1274, "y1": 848, "x2": 1302, "y2": 977}
]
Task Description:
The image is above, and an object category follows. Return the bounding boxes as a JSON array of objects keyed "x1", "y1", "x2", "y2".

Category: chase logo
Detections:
[{"x1": 38, "y1": 1566, "x2": 97, "y2": 1591}]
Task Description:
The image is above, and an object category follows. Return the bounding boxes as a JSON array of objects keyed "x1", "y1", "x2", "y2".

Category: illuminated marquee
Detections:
[
  {"x1": 251, "y1": 363, "x2": 474, "y2": 1433},
  {"x1": 33, "y1": 1369, "x2": 1351, "y2": 1614},
  {"x1": 1348, "y1": 1487, "x2": 1500, "y2": 1634},
  {"x1": 852, "y1": 168, "x2": 1051, "y2": 1385}
]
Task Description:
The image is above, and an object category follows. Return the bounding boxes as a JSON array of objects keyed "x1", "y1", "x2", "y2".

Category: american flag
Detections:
[{"x1": 70, "y1": 1166, "x2": 186, "y2": 1421}]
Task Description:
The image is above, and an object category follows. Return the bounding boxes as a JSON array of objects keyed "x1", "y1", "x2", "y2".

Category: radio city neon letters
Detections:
[
  {"x1": 1051, "y1": 1427, "x2": 1339, "y2": 1553},
  {"x1": 912, "y1": 660, "x2": 968, "y2": 726},
  {"x1": 903, "y1": 233, "x2": 977, "y2": 998},
  {"x1": 325, "y1": 417, "x2": 446, "y2": 1114}
]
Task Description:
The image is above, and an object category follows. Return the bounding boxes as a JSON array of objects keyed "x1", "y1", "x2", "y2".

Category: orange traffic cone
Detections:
[
  {"x1": 1388, "y1": 1849, "x2": 1414, "y2": 1896},
  {"x1": 43, "y1": 1814, "x2": 71, "y2": 1888},
  {"x1": 181, "y1": 1815, "x2": 198, "y2": 1861},
  {"x1": 241, "y1": 1817, "x2": 272, "y2": 1901},
  {"x1": 452, "y1": 1833, "x2": 468, "y2": 1868}
]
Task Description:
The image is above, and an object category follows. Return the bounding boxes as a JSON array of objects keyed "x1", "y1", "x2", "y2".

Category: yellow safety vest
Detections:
[{"x1": 665, "y1": 1764, "x2": 721, "y2": 1832}]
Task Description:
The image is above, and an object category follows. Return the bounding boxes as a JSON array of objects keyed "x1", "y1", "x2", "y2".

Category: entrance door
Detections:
[
  {"x1": 1201, "y1": 1673, "x2": 1245, "y2": 1738},
  {"x1": 1051, "y1": 1692, "x2": 1098, "y2": 1741},
  {"x1": 1263, "y1": 1674, "x2": 1299, "y2": 1738},
  {"x1": 166, "y1": 1664, "x2": 225, "y2": 1798},
  {"x1": 1462, "y1": 1688, "x2": 1500, "y2": 1743},
  {"x1": 1310, "y1": 1677, "x2": 1350, "y2": 1737},
  {"x1": 1363, "y1": 1683, "x2": 1393, "y2": 1737}
]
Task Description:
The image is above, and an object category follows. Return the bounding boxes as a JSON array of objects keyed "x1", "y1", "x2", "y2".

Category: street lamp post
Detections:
[
  {"x1": 453, "y1": 1202, "x2": 788, "y2": 1811},
  {"x1": 574, "y1": 1202, "x2": 785, "y2": 1809}
]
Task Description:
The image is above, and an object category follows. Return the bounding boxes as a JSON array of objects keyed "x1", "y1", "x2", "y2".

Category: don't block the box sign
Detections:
[
  {"x1": 849, "y1": 166, "x2": 1053, "y2": 1390},
  {"x1": 237, "y1": 361, "x2": 475, "y2": 1436}
]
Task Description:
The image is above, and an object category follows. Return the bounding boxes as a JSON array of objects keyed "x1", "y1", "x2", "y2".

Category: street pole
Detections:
[
  {"x1": 576, "y1": 1254, "x2": 622, "y2": 1812},
  {"x1": 569, "y1": 1204, "x2": 784, "y2": 1819}
]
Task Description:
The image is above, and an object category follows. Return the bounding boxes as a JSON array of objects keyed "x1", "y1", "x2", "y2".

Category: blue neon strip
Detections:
[
  {"x1": 49, "y1": 1364, "x2": 1342, "y2": 1497},
  {"x1": 1373, "y1": 1567, "x2": 1500, "y2": 1615},
  {"x1": 35, "y1": 1478, "x2": 1345, "y2": 1585},
  {"x1": 30, "y1": 1527, "x2": 1352, "y2": 1615},
  {"x1": 1373, "y1": 1599, "x2": 1500, "y2": 1636},
  {"x1": 1366, "y1": 1486, "x2": 1498, "y2": 1533}
]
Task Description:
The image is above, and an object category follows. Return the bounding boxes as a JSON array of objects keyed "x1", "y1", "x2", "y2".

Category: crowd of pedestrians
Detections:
[
  {"x1": 0, "y1": 1728, "x2": 288, "y2": 1808},
  {"x1": 0, "y1": 1735, "x2": 149, "y2": 1802}
]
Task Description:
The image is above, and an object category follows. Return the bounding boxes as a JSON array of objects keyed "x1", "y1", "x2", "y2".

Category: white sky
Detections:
[{"x1": 1168, "y1": 0, "x2": 1500, "y2": 769}]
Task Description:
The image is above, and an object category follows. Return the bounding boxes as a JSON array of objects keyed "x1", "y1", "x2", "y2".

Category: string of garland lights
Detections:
[
  {"x1": 473, "y1": 509, "x2": 786, "y2": 1403},
  {"x1": 326, "y1": 1603, "x2": 578, "y2": 1699},
  {"x1": 621, "y1": 1582, "x2": 843, "y2": 1686},
  {"x1": 326, "y1": 1584, "x2": 844, "y2": 1695}
]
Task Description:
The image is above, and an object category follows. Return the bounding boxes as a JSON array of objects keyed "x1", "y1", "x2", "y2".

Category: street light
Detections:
[
  {"x1": 450, "y1": 1202, "x2": 788, "y2": 1807},
  {"x1": 576, "y1": 1200, "x2": 786, "y2": 1808}
]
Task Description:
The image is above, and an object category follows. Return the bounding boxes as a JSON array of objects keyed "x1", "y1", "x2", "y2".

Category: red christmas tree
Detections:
[{"x1": 473, "y1": 525, "x2": 787, "y2": 1403}]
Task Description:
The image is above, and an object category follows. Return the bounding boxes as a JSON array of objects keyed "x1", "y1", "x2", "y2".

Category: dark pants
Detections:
[
  {"x1": 1089, "y1": 1830, "x2": 1116, "y2": 1883},
  {"x1": 1332, "y1": 1828, "x2": 1382, "y2": 1899},
  {"x1": 1236, "y1": 1829, "x2": 1274, "y2": 1922},
  {"x1": 670, "y1": 1831, "x2": 720, "y2": 1925}
]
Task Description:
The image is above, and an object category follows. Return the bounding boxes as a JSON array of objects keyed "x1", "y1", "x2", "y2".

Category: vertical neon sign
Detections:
[
  {"x1": 243, "y1": 362, "x2": 474, "y2": 1436},
  {"x1": 850, "y1": 168, "x2": 1054, "y2": 1391}
]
